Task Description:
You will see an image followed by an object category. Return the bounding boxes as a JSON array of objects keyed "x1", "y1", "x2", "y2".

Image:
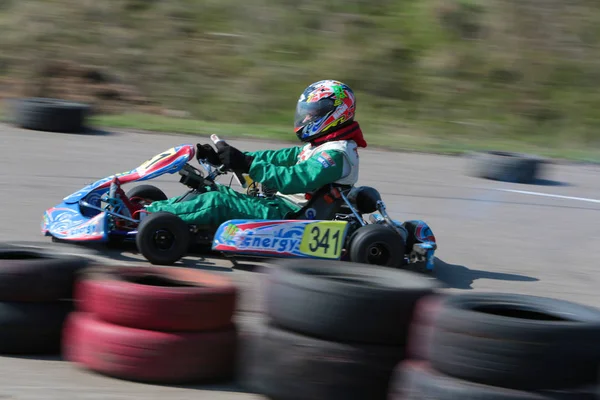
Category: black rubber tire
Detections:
[
  {"x1": 251, "y1": 324, "x2": 404, "y2": 400},
  {"x1": 266, "y1": 259, "x2": 440, "y2": 346},
  {"x1": 11, "y1": 97, "x2": 90, "y2": 133},
  {"x1": 389, "y1": 361, "x2": 595, "y2": 400},
  {"x1": 136, "y1": 212, "x2": 191, "y2": 265},
  {"x1": 0, "y1": 301, "x2": 74, "y2": 355},
  {"x1": 126, "y1": 184, "x2": 168, "y2": 204},
  {"x1": 348, "y1": 224, "x2": 406, "y2": 267},
  {"x1": 465, "y1": 151, "x2": 544, "y2": 184},
  {"x1": 428, "y1": 292, "x2": 600, "y2": 390},
  {"x1": 0, "y1": 247, "x2": 91, "y2": 302}
]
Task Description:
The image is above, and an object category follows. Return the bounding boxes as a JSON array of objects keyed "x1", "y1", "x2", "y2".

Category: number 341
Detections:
[{"x1": 299, "y1": 222, "x2": 347, "y2": 259}]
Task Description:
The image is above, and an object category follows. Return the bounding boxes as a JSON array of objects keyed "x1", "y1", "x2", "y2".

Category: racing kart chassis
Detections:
[{"x1": 41, "y1": 138, "x2": 437, "y2": 271}]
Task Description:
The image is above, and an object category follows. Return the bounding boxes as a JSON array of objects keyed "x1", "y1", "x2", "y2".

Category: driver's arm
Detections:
[
  {"x1": 248, "y1": 150, "x2": 345, "y2": 194},
  {"x1": 244, "y1": 146, "x2": 301, "y2": 167}
]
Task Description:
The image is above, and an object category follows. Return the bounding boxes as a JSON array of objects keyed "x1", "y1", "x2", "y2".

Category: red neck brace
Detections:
[{"x1": 309, "y1": 121, "x2": 367, "y2": 148}]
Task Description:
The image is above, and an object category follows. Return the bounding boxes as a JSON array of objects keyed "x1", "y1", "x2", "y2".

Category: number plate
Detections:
[
  {"x1": 299, "y1": 221, "x2": 348, "y2": 259},
  {"x1": 139, "y1": 147, "x2": 177, "y2": 171}
]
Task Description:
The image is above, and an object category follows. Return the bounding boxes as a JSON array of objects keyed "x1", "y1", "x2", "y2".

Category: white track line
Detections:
[{"x1": 494, "y1": 188, "x2": 600, "y2": 204}]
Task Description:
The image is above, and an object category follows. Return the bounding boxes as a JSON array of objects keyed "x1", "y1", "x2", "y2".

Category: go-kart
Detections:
[{"x1": 41, "y1": 135, "x2": 438, "y2": 272}]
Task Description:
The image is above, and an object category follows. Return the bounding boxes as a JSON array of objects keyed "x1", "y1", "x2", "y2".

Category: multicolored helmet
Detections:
[{"x1": 294, "y1": 80, "x2": 356, "y2": 142}]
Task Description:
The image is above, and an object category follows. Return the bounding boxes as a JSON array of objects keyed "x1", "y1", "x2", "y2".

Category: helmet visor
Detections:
[{"x1": 294, "y1": 98, "x2": 336, "y2": 131}]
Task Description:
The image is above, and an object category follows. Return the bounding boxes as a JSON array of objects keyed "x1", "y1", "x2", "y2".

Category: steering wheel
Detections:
[{"x1": 210, "y1": 134, "x2": 249, "y2": 189}]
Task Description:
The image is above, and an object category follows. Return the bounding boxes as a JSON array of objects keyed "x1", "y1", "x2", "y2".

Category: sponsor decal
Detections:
[
  {"x1": 222, "y1": 223, "x2": 240, "y2": 242},
  {"x1": 332, "y1": 102, "x2": 348, "y2": 118},
  {"x1": 320, "y1": 152, "x2": 336, "y2": 167},
  {"x1": 323, "y1": 116, "x2": 345, "y2": 132},
  {"x1": 220, "y1": 222, "x2": 305, "y2": 255},
  {"x1": 317, "y1": 156, "x2": 330, "y2": 168},
  {"x1": 332, "y1": 84, "x2": 347, "y2": 106},
  {"x1": 238, "y1": 232, "x2": 301, "y2": 253},
  {"x1": 215, "y1": 220, "x2": 349, "y2": 259},
  {"x1": 305, "y1": 208, "x2": 317, "y2": 219},
  {"x1": 67, "y1": 224, "x2": 96, "y2": 237}
]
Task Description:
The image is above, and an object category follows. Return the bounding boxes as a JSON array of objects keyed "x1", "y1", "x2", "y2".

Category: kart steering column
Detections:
[{"x1": 210, "y1": 134, "x2": 249, "y2": 189}]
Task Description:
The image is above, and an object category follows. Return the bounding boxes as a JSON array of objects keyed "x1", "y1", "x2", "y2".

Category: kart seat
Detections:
[{"x1": 285, "y1": 184, "x2": 352, "y2": 220}]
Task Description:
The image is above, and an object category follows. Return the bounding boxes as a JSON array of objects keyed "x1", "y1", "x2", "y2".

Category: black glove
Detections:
[
  {"x1": 195, "y1": 143, "x2": 221, "y2": 166},
  {"x1": 215, "y1": 141, "x2": 254, "y2": 173},
  {"x1": 261, "y1": 182, "x2": 278, "y2": 197}
]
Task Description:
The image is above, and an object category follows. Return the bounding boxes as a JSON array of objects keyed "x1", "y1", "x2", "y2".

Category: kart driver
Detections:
[{"x1": 145, "y1": 79, "x2": 368, "y2": 228}]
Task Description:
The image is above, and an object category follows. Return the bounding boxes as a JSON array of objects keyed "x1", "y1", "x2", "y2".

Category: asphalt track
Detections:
[{"x1": 1, "y1": 122, "x2": 600, "y2": 398}]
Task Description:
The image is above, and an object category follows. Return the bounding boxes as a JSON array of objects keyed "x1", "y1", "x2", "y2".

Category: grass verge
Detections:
[
  {"x1": 0, "y1": 102, "x2": 597, "y2": 162},
  {"x1": 1, "y1": 0, "x2": 600, "y2": 166},
  {"x1": 91, "y1": 112, "x2": 600, "y2": 163}
]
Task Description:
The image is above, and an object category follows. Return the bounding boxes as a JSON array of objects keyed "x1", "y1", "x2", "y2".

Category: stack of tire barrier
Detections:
[
  {"x1": 465, "y1": 151, "x2": 546, "y2": 184},
  {"x1": 245, "y1": 259, "x2": 440, "y2": 399},
  {"x1": 389, "y1": 292, "x2": 600, "y2": 399},
  {"x1": 10, "y1": 98, "x2": 91, "y2": 134},
  {"x1": 0, "y1": 245, "x2": 90, "y2": 355},
  {"x1": 62, "y1": 266, "x2": 239, "y2": 384}
]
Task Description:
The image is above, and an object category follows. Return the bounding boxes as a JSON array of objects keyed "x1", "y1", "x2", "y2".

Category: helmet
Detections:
[{"x1": 294, "y1": 80, "x2": 356, "y2": 142}]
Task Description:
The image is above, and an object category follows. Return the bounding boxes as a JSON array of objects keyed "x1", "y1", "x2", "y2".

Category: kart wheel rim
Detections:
[
  {"x1": 153, "y1": 229, "x2": 175, "y2": 251},
  {"x1": 366, "y1": 242, "x2": 391, "y2": 265}
]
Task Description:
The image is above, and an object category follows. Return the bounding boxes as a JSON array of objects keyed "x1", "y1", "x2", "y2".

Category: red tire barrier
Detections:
[
  {"x1": 63, "y1": 312, "x2": 237, "y2": 384},
  {"x1": 74, "y1": 266, "x2": 237, "y2": 332}
]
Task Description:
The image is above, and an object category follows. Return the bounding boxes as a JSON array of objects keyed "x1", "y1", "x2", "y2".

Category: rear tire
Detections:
[
  {"x1": 348, "y1": 224, "x2": 405, "y2": 267},
  {"x1": 126, "y1": 185, "x2": 168, "y2": 206},
  {"x1": 136, "y1": 212, "x2": 190, "y2": 265}
]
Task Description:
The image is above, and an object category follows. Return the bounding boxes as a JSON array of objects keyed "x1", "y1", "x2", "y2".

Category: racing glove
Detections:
[
  {"x1": 215, "y1": 141, "x2": 254, "y2": 173},
  {"x1": 195, "y1": 143, "x2": 221, "y2": 166}
]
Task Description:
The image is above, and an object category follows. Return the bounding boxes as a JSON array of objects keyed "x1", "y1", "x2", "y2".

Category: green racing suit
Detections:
[{"x1": 144, "y1": 142, "x2": 353, "y2": 228}]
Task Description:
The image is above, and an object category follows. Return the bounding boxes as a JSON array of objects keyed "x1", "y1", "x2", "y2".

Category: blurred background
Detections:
[{"x1": 1, "y1": 0, "x2": 599, "y2": 160}]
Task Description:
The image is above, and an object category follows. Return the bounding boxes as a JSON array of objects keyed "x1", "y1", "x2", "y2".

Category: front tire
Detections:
[
  {"x1": 136, "y1": 212, "x2": 190, "y2": 265},
  {"x1": 348, "y1": 224, "x2": 405, "y2": 267}
]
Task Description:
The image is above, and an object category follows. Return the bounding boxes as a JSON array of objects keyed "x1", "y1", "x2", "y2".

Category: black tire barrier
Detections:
[
  {"x1": 0, "y1": 243, "x2": 597, "y2": 396},
  {"x1": 390, "y1": 292, "x2": 600, "y2": 399},
  {"x1": 0, "y1": 247, "x2": 91, "y2": 302},
  {"x1": 428, "y1": 293, "x2": 600, "y2": 390},
  {"x1": 251, "y1": 324, "x2": 404, "y2": 400},
  {"x1": 240, "y1": 259, "x2": 440, "y2": 399},
  {"x1": 9, "y1": 97, "x2": 91, "y2": 133},
  {"x1": 0, "y1": 245, "x2": 90, "y2": 355},
  {"x1": 465, "y1": 151, "x2": 545, "y2": 184},
  {"x1": 0, "y1": 301, "x2": 74, "y2": 355},
  {"x1": 389, "y1": 361, "x2": 597, "y2": 400},
  {"x1": 265, "y1": 259, "x2": 440, "y2": 346}
]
